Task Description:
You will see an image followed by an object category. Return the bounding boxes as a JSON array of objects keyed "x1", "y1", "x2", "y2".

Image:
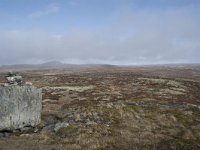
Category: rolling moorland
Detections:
[{"x1": 0, "y1": 63, "x2": 200, "y2": 150}]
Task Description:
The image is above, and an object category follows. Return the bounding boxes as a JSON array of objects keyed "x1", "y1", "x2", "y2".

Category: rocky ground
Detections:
[{"x1": 0, "y1": 65, "x2": 200, "y2": 150}]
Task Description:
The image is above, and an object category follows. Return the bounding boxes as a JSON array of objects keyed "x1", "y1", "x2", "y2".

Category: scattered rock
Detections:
[
  {"x1": 54, "y1": 122, "x2": 69, "y2": 132},
  {"x1": 75, "y1": 114, "x2": 81, "y2": 122},
  {"x1": 86, "y1": 119, "x2": 97, "y2": 126},
  {"x1": 170, "y1": 115, "x2": 177, "y2": 122}
]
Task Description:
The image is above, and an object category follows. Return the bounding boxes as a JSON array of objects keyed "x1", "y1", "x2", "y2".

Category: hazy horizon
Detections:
[
  {"x1": 1, "y1": 60, "x2": 200, "y2": 67},
  {"x1": 0, "y1": 0, "x2": 200, "y2": 65}
]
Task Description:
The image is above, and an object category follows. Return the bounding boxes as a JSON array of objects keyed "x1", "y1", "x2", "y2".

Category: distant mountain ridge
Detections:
[
  {"x1": 0, "y1": 61, "x2": 65, "y2": 71},
  {"x1": 39, "y1": 61, "x2": 65, "y2": 67},
  {"x1": 0, "y1": 61, "x2": 199, "y2": 72},
  {"x1": 0, "y1": 61, "x2": 118, "y2": 71}
]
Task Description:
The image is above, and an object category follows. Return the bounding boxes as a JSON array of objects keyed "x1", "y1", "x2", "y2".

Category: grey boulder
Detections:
[{"x1": 0, "y1": 85, "x2": 42, "y2": 131}]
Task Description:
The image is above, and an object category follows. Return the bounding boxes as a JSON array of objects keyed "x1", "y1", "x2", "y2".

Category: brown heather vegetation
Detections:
[{"x1": 0, "y1": 65, "x2": 200, "y2": 150}]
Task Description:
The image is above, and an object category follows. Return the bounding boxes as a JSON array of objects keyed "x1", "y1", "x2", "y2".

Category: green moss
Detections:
[
  {"x1": 157, "y1": 138, "x2": 198, "y2": 150},
  {"x1": 171, "y1": 109, "x2": 192, "y2": 127},
  {"x1": 101, "y1": 107, "x2": 122, "y2": 124},
  {"x1": 121, "y1": 106, "x2": 140, "y2": 117},
  {"x1": 172, "y1": 138, "x2": 199, "y2": 150},
  {"x1": 56, "y1": 125, "x2": 77, "y2": 137}
]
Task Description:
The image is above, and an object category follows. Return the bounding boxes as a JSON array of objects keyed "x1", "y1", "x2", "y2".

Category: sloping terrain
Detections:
[{"x1": 0, "y1": 65, "x2": 199, "y2": 150}]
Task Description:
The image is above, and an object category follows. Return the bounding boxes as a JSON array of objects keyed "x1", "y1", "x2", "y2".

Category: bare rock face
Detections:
[{"x1": 0, "y1": 85, "x2": 42, "y2": 131}]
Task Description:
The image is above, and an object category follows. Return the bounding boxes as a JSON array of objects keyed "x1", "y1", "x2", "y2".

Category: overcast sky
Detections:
[{"x1": 0, "y1": 0, "x2": 200, "y2": 65}]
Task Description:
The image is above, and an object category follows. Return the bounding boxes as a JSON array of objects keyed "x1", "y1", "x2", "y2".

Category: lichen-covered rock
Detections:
[{"x1": 0, "y1": 85, "x2": 42, "y2": 131}]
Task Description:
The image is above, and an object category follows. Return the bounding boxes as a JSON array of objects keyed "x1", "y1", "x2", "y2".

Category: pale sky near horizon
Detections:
[{"x1": 0, "y1": 0, "x2": 200, "y2": 65}]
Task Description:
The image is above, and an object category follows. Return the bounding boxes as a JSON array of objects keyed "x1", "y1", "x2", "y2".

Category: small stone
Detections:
[
  {"x1": 25, "y1": 82, "x2": 33, "y2": 86},
  {"x1": 34, "y1": 128, "x2": 39, "y2": 133},
  {"x1": 170, "y1": 115, "x2": 177, "y2": 122},
  {"x1": 20, "y1": 134, "x2": 30, "y2": 137},
  {"x1": 86, "y1": 119, "x2": 97, "y2": 125},
  {"x1": 75, "y1": 114, "x2": 81, "y2": 121},
  {"x1": 54, "y1": 122, "x2": 69, "y2": 132}
]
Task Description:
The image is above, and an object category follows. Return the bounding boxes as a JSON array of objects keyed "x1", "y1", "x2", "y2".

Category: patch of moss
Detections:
[
  {"x1": 171, "y1": 109, "x2": 192, "y2": 127},
  {"x1": 123, "y1": 104, "x2": 142, "y2": 112},
  {"x1": 101, "y1": 106, "x2": 123, "y2": 124},
  {"x1": 171, "y1": 138, "x2": 199, "y2": 150},
  {"x1": 129, "y1": 98, "x2": 168, "y2": 105},
  {"x1": 56, "y1": 125, "x2": 77, "y2": 137}
]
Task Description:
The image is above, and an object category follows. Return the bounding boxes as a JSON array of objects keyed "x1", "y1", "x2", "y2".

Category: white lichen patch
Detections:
[
  {"x1": 166, "y1": 80, "x2": 185, "y2": 88},
  {"x1": 170, "y1": 87, "x2": 186, "y2": 92},
  {"x1": 138, "y1": 78, "x2": 166, "y2": 84},
  {"x1": 157, "y1": 89, "x2": 185, "y2": 95},
  {"x1": 45, "y1": 85, "x2": 94, "y2": 92},
  {"x1": 138, "y1": 78, "x2": 186, "y2": 89}
]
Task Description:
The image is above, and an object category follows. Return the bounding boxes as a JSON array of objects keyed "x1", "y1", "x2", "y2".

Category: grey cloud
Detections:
[{"x1": 0, "y1": 5, "x2": 200, "y2": 65}]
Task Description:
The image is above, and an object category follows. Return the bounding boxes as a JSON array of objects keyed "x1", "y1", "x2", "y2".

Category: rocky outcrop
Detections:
[{"x1": 0, "y1": 85, "x2": 42, "y2": 131}]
